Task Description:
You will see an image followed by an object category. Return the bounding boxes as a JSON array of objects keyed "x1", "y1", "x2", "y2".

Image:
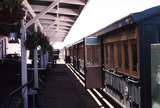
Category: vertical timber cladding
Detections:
[
  {"x1": 85, "y1": 36, "x2": 102, "y2": 89},
  {"x1": 151, "y1": 44, "x2": 160, "y2": 108}
]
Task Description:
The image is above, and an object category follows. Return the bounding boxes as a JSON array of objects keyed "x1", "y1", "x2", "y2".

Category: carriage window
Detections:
[
  {"x1": 117, "y1": 44, "x2": 122, "y2": 68},
  {"x1": 124, "y1": 43, "x2": 129, "y2": 69},
  {"x1": 132, "y1": 42, "x2": 137, "y2": 71},
  {"x1": 95, "y1": 46, "x2": 100, "y2": 65},
  {"x1": 110, "y1": 45, "x2": 114, "y2": 68},
  {"x1": 104, "y1": 44, "x2": 108, "y2": 65}
]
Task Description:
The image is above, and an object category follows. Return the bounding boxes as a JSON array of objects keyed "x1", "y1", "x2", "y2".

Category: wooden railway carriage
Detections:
[
  {"x1": 65, "y1": 6, "x2": 160, "y2": 108},
  {"x1": 97, "y1": 6, "x2": 160, "y2": 108},
  {"x1": 65, "y1": 40, "x2": 85, "y2": 72},
  {"x1": 66, "y1": 37, "x2": 102, "y2": 88}
]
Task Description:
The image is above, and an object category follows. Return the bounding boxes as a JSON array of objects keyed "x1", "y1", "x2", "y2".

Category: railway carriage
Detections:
[
  {"x1": 99, "y1": 6, "x2": 160, "y2": 108},
  {"x1": 65, "y1": 6, "x2": 160, "y2": 108}
]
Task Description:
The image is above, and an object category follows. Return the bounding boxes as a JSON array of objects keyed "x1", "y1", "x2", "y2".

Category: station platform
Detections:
[{"x1": 38, "y1": 64, "x2": 98, "y2": 108}]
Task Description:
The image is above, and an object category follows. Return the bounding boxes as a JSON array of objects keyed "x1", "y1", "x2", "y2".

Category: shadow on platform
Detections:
[{"x1": 38, "y1": 64, "x2": 98, "y2": 108}]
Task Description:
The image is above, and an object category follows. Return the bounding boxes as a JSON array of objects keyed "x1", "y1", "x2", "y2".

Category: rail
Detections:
[
  {"x1": 127, "y1": 78, "x2": 139, "y2": 84},
  {"x1": 103, "y1": 68, "x2": 123, "y2": 78}
]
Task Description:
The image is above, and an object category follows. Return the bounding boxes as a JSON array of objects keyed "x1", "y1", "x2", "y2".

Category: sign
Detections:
[
  {"x1": 8, "y1": 32, "x2": 19, "y2": 43},
  {"x1": 85, "y1": 37, "x2": 100, "y2": 45}
]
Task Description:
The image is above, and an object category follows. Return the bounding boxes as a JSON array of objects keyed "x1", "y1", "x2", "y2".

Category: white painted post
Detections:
[
  {"x1": 21, "y1": 20, "x2": 28, "y2": 108},
  {"x1": 34, "y1": 23, "x2": 39, "y2": 89},
  {"x1": 40, "y1": 50, "x2": 44, "y2": 68},
  {"x1": 34, "y1": 47, "x2": 38, "y2": 88}
]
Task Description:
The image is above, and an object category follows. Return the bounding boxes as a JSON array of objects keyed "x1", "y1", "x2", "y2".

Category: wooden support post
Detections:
[{"x1": 21, "y1": 19, "x2": 28, "y2": 108}]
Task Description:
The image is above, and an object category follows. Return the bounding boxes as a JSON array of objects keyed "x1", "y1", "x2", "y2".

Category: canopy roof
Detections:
[{"x1": 26, "y1": 0, "x2": 87, "y2": 43}]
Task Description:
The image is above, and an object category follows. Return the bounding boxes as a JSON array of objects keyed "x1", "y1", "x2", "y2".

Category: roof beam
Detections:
[
  {"x1": 44, "y1": 24, "x2": 70, "y2": 33},
  {"x1": 59, "y1": 16, "x2": 75, "y2": 22},
  {"x1": 32, "y1": 5, "x2": 79, "y2": 16},
  {"x1": 33, "y1": 0, "x2": 85, "y2": 5},
  {"x1": 55, "y1": 30, "x2": 69, "y2": 34},
  {"x1": 40, "y1": 21, "x2": 72, "y2": 27},
  {"x1": 61, "y1": 0, "x2": 85, "y2": 5},
  {"x1": 50, "y1": 26, "x2": 70, "y2": 30},
  {"x1": 25, "y1": 0, "x2": 61, "y2": 29},
  {"x1": 40, "y1": 14, "x2": 56, "y2": 20},
  {"x1": 40, "y1": 15, "x2": 75, "y2": 22},
  {"x1": 47, "y1": 29, "x2": 68, "y2": 36},
  {"x1": 58, "y1": 22, "x2": 72, "y2": 26},
  {"x1": 40, "y1": 20, "x2": 55, "y2": 24},
  {"x1": 48, "y1": 36, "x2": 63, "y2": 41},
  {"x1": 44, "y1": 21, "x2": 57, "y2": 32}
]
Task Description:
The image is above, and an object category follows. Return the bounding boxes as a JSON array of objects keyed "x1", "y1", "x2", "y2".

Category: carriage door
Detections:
[{"x1": 85, "y1": 37, "x2": 102, "y2": 89}]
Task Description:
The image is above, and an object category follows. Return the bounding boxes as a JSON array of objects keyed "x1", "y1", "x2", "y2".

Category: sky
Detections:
[{"x1": 53, "y1": 0, "x2": 160, "y2": 49}]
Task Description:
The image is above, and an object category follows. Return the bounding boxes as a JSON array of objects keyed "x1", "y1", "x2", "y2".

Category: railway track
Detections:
[{"x1": 66, "y1": 64, "x2": 124, "y2": 108}]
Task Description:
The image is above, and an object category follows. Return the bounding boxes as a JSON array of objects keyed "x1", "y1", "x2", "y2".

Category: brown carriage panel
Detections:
[
  {"x1": 117, "y1": 43, "x2": 123, "y2": 71},
  {"x1": 96, "y1": 45, "x2": 101, "y2": 65},
  {"x1": 107, "y1": 45, "x2": 111, "y2": 68},
  {"x1": 104, "y1": 44, "x2": 106, "y2": 65},
  {"x1": 103, "y1": 26, "x2": 138, "y2": 44},
  {"x1": 92, "y1": 46, "x2": 96, "y2": 65},
  {"x1": 114, "y1": 43, "x2": 118, "y2": 68},
  {"x1": 104, "y1": 44, "x2": 108, "y2": 66},
  {"x1": 128, "y1": 40, "x2": 133, "y2": 75},
  {"x1": 86, "y1": 67, "x2": 102, "y2": 89},
  {"x1": 120, "y1": 43, "x2": 125, "y2": 73}
]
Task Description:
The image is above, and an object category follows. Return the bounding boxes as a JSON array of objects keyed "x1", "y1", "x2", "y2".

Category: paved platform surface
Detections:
[{"x1": 39, "y1": 64, "x2": 98, "y2": 108}]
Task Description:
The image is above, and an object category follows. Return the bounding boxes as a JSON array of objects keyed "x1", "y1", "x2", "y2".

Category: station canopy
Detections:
[{"x1": 25, "y1": 0, "x2": 88, "y2": 44}]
